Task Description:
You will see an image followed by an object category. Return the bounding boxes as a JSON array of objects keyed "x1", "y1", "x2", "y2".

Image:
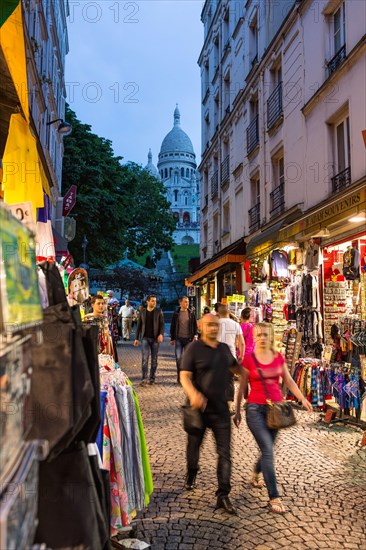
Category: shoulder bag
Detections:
[
  {"x1": 182, "y1": 401, "x2": 204, "y2": 434},
  {"x1": 252, "y1": 354, "x2": 296, "y2": 430}
]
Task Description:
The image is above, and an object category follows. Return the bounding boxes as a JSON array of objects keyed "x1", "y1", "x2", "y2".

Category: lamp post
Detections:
[{"x1": 81, "y1": 234, "x2": 89, "y2": 269}]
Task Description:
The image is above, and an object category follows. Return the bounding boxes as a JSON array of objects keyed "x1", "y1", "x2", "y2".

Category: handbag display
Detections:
[
  {"x1": 182, "y1": 403, "x2": 204, "y2": 434},
  {"x1": 252, "y1": 354, "x2": 296, "y2": 430}
]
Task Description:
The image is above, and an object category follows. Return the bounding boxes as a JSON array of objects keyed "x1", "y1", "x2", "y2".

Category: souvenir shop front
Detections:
[
  {"x1": 0, "y1": 8, "x2": 153, "y2": 547},
  {"x1": 188, "y1": 239, "x2": 246, "y2": 315},
  {"x1": 244, "y1": 185, "x2": 366, "y2": 423}
]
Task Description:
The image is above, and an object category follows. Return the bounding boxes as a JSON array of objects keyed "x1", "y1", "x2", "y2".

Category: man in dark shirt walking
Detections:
[
  {"x1": 134, "y1": 295, "x2": 165, "y2": 385},
  {"x1": 180, "y1": 314, "x2": 244, "y2": 514},
  {"x1": 170, "y1": 296, "x2": 198, "y2": 383}
]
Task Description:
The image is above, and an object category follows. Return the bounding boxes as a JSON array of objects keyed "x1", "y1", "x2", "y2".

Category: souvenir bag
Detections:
[{"x1": 252, "y1": 354, "x2": 296, "y2": 430}]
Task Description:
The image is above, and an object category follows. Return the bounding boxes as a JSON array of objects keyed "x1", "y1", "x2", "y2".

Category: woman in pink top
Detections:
[
  {"x1": 239, "y1": 308, "x2": 255, "y2": 358},
  {"x1": 234, "y1": 322, "x2": 312, "y2": 514}
]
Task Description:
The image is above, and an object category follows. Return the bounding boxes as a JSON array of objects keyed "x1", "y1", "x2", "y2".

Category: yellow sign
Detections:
[
  {"x1": 232, "y1": 294, "x2": 245, "y2": 302},
  {"x1": 279, "y1": 186, "x2": 366, "y2": 241},
  {"x1": 226, "y1": 296, "x2": 234, "y2": 303}
]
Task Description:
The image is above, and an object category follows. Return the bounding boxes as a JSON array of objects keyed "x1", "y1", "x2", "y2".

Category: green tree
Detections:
[
  {"x1": 62, "y1": 106, "x2": 176, "y2": 268},
  {"x1": 92, "y1": 266, "x2": 159, "y2": 300}
]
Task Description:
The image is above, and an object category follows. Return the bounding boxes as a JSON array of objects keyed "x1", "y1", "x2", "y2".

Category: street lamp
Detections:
[
  {"x1": 81, "y1": 234, "x2": 88, "y2": 268},
  {"x1": 46, "y1": 118, "x2": 72, "y2": 136}
]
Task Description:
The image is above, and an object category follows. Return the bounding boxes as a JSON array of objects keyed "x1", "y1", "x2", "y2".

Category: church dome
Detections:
[
  {"x1": 159, "y1": 105, "x2": 195, "y2": 156},
  {"x1": 145, "y1": 149, "x2": 160, "y2": 179}
]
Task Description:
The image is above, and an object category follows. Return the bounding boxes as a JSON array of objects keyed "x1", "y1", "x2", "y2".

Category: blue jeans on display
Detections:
[
  {"x1": 175, "y1": 338, "x2": 191, "y2": 379},
  {"x1": 246, "y1": 403, "x2": 280, "y2": 500},
  {"x1": 187, "y1": 411, "x2": 231, "y2": 498},
  {"x1": 141, "y1": 338, "x2": 159, "y2": 381}
]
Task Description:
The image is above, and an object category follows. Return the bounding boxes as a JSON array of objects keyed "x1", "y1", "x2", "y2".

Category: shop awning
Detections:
[
  {"x1": 245, "y1": 220, "x2": 286, "y2": 259},
  {"x1": 188, "y1": 238, "x2": 246, "y2": 284},
  {"x1": 245, "y1": 208, "x2": 303, "y2": 259},
  {"x1": 188, "y1": 253, "x2": 245, "y2": 284}
]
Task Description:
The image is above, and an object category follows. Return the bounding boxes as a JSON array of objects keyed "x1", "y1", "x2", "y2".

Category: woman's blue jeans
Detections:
[{"x1": 246, "y1": 403, "x2": 280, "y2": 500}]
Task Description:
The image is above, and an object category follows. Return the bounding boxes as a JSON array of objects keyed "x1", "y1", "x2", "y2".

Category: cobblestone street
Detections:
[{"x1": 118, "y1": 339, "x2": 366, "y2": 550}]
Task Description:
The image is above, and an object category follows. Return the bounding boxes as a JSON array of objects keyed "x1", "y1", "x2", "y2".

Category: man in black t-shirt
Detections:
[
  {"x1": 180, "y1": 314, "x2": 244, "y2": 514},
  {"x1": 134, "y1": 295, "x2": 164, "y2": 385}
]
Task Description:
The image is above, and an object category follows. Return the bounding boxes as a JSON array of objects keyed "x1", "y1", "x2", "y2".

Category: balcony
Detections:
[
  {"x1": 212, "y1": 65, "x2": 219, "y2": 85},
  {"x1": 211, "y1": 170, "x2": 218, "y2": 199},
  {"x1": 222, "y1": 39, "x2": 231, "y2": 61},
  {"x1": 220, "y1": 154, "x2": 230, "y2": 187},
  {"x1": 246, "y1": 114, "x2": 259, "y2": 155},
  {"x1": 202, "y1": 86, "x2": 210, "y2": 104},
  {"x1": 201, "y1": 194, "x2": 208, "y2": 211},
  {"x1": 267, "y1": 81, "x2": 283, "y2": 130},
  {"x1": 248, "y1": 203, "x2": 261, "y2": 233},
  {"x1": 270, "y1": 182, "x2": 285, "y2": 218},
  {"x1": 251, "y1": 54, "x2": 258, "y2": 68},
  {"x1": 331, "y1": 167, "x2": 351, "y2": 193},
  {"x1": 327, "y1": 45, "x2": 346, "y2": 77}
]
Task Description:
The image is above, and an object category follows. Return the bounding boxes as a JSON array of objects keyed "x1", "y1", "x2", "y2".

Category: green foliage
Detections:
[
  {"x1": 92, "y1": 266, "x2": 154, "y2": 300},
  {"x1": 171, "y1": 244, "x2": 200, "y2": 274},
  {"x1": 62, "y1": 106, "x2": 176, "y2": 268}
]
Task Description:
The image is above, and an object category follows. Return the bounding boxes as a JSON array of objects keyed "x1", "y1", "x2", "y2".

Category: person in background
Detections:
[
  {"x1": 240, "y1": 307, "x2": 255, "y2": 359},
  {"x1": 234, "y1": 322, "x2": 313, "y2": 514},
  {"x1": 217, "y1": 304, "x2": 245, "y2": 413},
  {"x1": 203, "y1": 306, "x2": 211, "y2": 315},
  {"x1": 180, "y1": 314, "x2": 244, "y2": 515},
  {"x1": 106, "y1": 290, "x2": 119, "y2": 307},
  {"x1": 134, "y1": 295, "x2": 165, "y2": 385},
  {"x1": 170, "y1": 296, "x2": 198, "y2": 383},
  {"x1": 119, "y1": 299, "x2": 136, "y2": 341}
]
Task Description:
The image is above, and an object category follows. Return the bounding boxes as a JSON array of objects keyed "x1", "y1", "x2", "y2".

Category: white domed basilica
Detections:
[{"x1": 145, "y1": 105, "x2": 200, "y2": 245}]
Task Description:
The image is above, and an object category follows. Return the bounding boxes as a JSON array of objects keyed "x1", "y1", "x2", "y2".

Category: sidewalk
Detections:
[{"x1": 118, "y1": 338, "x2": 366, "y2": 550}]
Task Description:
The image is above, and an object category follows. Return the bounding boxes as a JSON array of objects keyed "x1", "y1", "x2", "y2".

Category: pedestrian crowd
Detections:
[{"x1": 89, "y1": 292, "x2": 313, "y2": 517}]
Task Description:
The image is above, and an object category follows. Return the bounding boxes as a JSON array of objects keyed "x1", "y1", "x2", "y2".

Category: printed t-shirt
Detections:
[
  {"x1": 180, "y1": 340, "x2": 236, "y2": 413},
  {"x1": 244, "y1": 353, "x2": 285, "y2": 404}
]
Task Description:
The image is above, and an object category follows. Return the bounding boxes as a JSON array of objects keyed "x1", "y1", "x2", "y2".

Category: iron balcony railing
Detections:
[
  {"x1": 327, "y1": 45, "x2": 346, "y2": 77},
  {"x1": 246, "y1": 114, "x2": 259, "y2": 154},
  {"x1": 248, "y1": 203, "x2": 261, "y2": 232},
  {"x1": 211, "y1": 170, "x2": 219, "y2": 198},
  {"x1": 221, "y1": 154, "x2": 230, "y2": 186},
  {"x1": 202, "y1": 194, "x2": 208, "y2": 210},
  {"x1": 267, "y1": 81, "x2": 283, "y2": 129},
  {"x1": 270, "y1": 182, "x2": 285, "y2": 218},
  {"x1": 331, "y1": 166, "x2": 351, "y2": 193},
  {"x1": 251, "y1": 54, "x2": 258, "y2": 68}
]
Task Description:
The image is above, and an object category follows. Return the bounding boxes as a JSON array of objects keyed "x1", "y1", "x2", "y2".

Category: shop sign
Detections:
[
  {"x1": 7, "y1": 201, "x2": 35, "y2": 234},
  {"x1": 62, "y1": 185, "x2": 77, "y2": 217},
  {"x1": 64, "y1": 216, "x2": 76, "y2": 242},
  {"x1": 186, "y1": 286, "x2": 196, "y2": 297},
  {"x1": 280, "y1": 187, "x2": 366, "y2": 240}
]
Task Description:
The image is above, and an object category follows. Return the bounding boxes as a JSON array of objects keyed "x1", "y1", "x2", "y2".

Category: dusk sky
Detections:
[{"x1": 66, "y1": 1, "x2": 204, "y2": 168}]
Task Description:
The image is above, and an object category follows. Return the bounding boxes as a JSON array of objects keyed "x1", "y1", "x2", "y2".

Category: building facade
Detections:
[
  {"x1": 145, "y1": 105, "x2": 201, "y2": 245},
  {"x1": 190, "y1": 0, "x2": 366, "y2": 312},
  {"x1": 23, "y1": 0, "x2": 69, "y2": 197}
]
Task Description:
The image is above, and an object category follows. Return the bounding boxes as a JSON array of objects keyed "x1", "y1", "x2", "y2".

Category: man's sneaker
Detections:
[
  {"x1": 140, "y1": 379, "x2": 148, "y2": 387},
  {"x1": 149, "y1": 379, "x2": 155, "y2": 385},
  {"x1": 216, "y1": 495, "x2": 237, "y2": 515}
]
